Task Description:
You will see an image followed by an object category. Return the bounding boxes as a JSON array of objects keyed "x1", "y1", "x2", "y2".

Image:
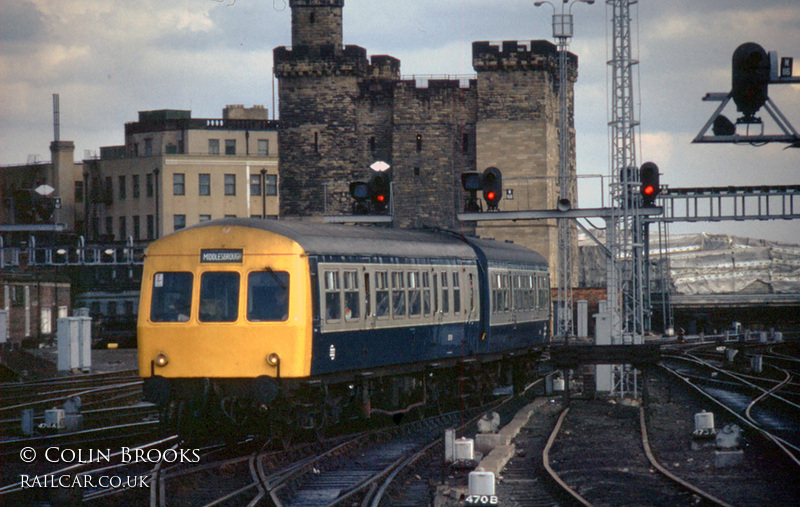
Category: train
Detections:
[{"x1": 138, "y1": 218, "x2": 551, "y2": 437}]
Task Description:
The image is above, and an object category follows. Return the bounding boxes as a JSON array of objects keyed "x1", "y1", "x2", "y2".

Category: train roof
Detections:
[{"x1": 179, "y1": 218, "x2": 547, "y2": 268}]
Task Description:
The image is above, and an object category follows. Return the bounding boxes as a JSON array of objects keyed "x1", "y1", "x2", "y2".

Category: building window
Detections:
[
  {"x1": 144, "y1": 138, "x2": 153, "y2": 156},
  {"x1": 225, "y1": 139, "x2": 236, "y2": 155},
  {"x1": 199, "y1": 173, "x2": 210, "y2": 196},
  {"x1": 265, "y1": 174, "x2": 277, "y2": 195},
  {"x1": 462, "y1": 132, "x2": 470, "y2": 154},
  {"x1": 313, "y1": 132, "x2": 319, "y2": 153},
  {"x1": 224, "y1": 174, "x2": 236, "y2": 196},
  {"x1": 146, "y1": 173, "x2": 154, "y2": 197},
  {"x1": 105, "y1": 216, "x2": 113, "y2": 237},
  {"x1": 146, "y1": 215, "x2": 154, "y2": 239},
  {"x1": 369, "y1": 136, "x2": 376, "y2": 153},
  {"x1": 118, "y1": 175, "x2": 126, "y2": 199},
  {"x1": 250, "y1": 175, "x2": 261, "y2": 196},
  {"x1": 173, "y1": 173, "x2": 185, "y2": 196},
  {"x1": 132, "y1": 175, "x2": 140, "y2": 198},
  {"x1": 119, "y1": 216, "x2": 127, "y2": 239},
  {"x1": 199, "y1": 214, "x2": 211, "y2": 222},
  {"x1": 105, "y1": 177, "x2": 113, "y2": 203},
  {"x1": 209, "y1": 139, "x2": 220, "y2": 155},
  {"x1": 133, "y1": 216, "x2": 140, "y2": 240},
  {"x1": 174, "y1": 214, "x2": 186, "y2": 231},
  {"x1": 258, "y1": 139, "x2": 269, "y2": 156},
  {"x1": 74, "y1": 181, "x2": 84, "y2": 203},
  {"x1": 416, "y1": 133, "x2": 422, "y2": 152}
]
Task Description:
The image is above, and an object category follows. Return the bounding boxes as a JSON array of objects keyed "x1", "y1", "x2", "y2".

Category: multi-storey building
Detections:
[
  {"x1": 274, "y1": 0, "x2": 578, "y2": 273},
  {"x1": 85, "y1": 105, "x2": 279, "y2": 242}
]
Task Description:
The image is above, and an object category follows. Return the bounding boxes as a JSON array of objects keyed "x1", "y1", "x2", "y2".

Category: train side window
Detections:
[
  {"x1": 432, "y1": 271, "x2": 439, "y2": 314},
  {"x1": 391, "y1": 271, "x2": 406, "y2": 317},
  {"x1": 408, "y1": 271, "x2": 421, "y2": 316},
  {"x1": 491, "y1": 273, "x2": 500, "y2": 313},
  {"x1": 364, "y1": 273, "x2": 371, "y2": 318},
  {"x1": 150, "y1": 272, "x2": 193, "y2": 322},
  {"x1": 343, "y1": 270, "x2": 360, "y2": 320},
  {"x1": 375, "y1": 271, "x2": 389, "y2": 318},
  {"x1": 247, "y1": 271, "x2": 289, "y2": 322},
  {"x1": 440, "y1": 272, "x2": 449, "y2": 314},
  {"x1": 468, "y1": 273, "x2": 475, "y2": 314},
  {"x1": 199, "y1": 272, "x2": 240, "y2": 322},
  {"x1": 422, "y1": 272, "x2": 431, "y2": 316},
  {"x1": 324, "y1": 270, "x2": 341, "y2": 321},
  {"x1": 452, "y1": 272, "x2": 461, "y2": 314}
]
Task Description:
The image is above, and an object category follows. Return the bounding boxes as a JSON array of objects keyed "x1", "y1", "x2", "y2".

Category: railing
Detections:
[{"x1": 0, "y1": 236, "x2": 145, "y2": 268}]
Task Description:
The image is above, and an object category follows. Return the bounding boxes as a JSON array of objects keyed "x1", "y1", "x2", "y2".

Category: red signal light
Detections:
[
  {"x1": 486, "y1": 191, "x2": 496, "y2": 201},
  {"x1": 643, "y1": 185, "x2": 655, "y2": 196},
  {"x1": 376, "y1": 194, "x2": 385, "y2": 202}
]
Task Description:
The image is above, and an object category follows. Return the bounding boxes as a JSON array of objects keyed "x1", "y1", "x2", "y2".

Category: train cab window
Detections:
[
  {"x1": 440, "y1": 272, "x2": 449, "y2": 314},
  {"x1": 391, "y1": 271, "x2": 406, "y2": 317},
  {"x1": 247, "y1": 271, "x2": 289, "y2": 322},
  {"x1": 422, "y1": 272, "x2": 431, "y2": 316},
  {"x1": 324, "y1": 271, "x2": 341, "y2": 321},
  {"x1": 375, "y1": 271, "x2": 389, "y2": 318},
  {"x1": 408, "y1": 271, "x2": 421, "y2": 316},
  {"x1": 199, "y1": 272, "x2": 239, "y2": 322},
  {"x1": 151, "y1": 272, "x2": 193, "y2": 322},
  {"x1": 343, "y1": 270, "x2": 360, "y2": 320},
  {"x1": 452, "y1": 272, "x2": 461, "y2": 314}
]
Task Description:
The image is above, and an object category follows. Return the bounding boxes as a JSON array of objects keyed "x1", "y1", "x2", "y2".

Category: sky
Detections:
[{"x1": 1, "y1": 0, "x2": 799, "y2": 242}]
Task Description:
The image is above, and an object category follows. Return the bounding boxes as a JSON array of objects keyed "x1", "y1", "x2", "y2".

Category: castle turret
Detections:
[
  {"x1": 275, "y1": 0, "x2": 370, "y2": 217},
  {"x1": 472, "y1": 40, "x2": 578, "y2": 279},
  {"x1": 290, "y1": 0, "x2": 344, "y2": 49}
]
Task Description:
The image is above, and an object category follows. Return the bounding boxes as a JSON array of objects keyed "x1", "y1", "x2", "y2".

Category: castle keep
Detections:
[{"x1": 274, "y1": 0, "x2": 577, "y2": 267}]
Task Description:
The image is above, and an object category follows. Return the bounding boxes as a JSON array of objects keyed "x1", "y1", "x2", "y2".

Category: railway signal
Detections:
[
  {"x1": 349, "y1": 181, "x2": 370, "y2": 215},
  {"x1": 461, "y1": 171, "x2": 482, "y2": 212},
  {"x1": 731, "y1": 42, "x2": 770, "y2": 123},
  {"x1": 482, "y1": 167, "x2": 503, "y2": 211},
  {"x1": 640, "y1": 162, "x2": 660, "y2": 207},
  {"x1": 368, "y1": 172, "x2": 390, "y2": 213}
]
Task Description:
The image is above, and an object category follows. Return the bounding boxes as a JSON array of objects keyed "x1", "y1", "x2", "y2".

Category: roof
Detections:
[{"x1": 185, "y1": 218, "x2": 478, "y2": 260}]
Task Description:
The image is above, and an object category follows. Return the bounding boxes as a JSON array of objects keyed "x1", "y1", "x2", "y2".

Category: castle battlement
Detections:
[
  {"x1": 274, "y1": 44, "x2": 368, "y2": 77},
  {"x1": 472, "y1": 40, "x2": 576, "y2": 74},
  {"x1": 289, "y1": 0, "x2": 344, "y2": 7}
]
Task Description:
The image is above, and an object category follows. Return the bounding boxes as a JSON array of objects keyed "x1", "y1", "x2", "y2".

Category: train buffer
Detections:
[{"x1": 548, "y1": 344, "x2": 661, "y2": 367}]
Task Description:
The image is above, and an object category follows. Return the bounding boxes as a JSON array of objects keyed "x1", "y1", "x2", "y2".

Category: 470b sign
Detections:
[{"x1": 466, "y1": 494, "x2": 499, "y2": 505}]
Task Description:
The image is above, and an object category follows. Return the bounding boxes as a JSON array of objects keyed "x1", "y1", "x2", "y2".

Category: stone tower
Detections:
[
  {"x1": 274, "y1": 0, "x2": 371, "y2": 218},
  {"x1": 472, "y1": 40, "x2": 577, "y2": 275}
]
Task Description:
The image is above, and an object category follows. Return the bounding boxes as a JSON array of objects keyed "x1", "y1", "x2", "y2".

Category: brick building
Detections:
[{"x1": 274, "y1": 0, "x2": 578, "y2": 274}]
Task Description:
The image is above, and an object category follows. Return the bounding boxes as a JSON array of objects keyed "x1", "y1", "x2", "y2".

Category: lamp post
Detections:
[{"x1": 534, "y1": 0, "x2": 594, "y2": 341}]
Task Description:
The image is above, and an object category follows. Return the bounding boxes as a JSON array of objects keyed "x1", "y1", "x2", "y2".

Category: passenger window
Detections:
[
  {"x1": 440, "y1": 272, "x2": 449, "y2": 314},
  {"x1": 343, "y1": 270, "x2": 360, "y2": 320},
  {"x1": 408, "y1": 271, "x2": 421, "y2": 316},
  {"x1": 324, "y1": 270, "x2": 341, "y2": 321},
  {"x1": 422, "y1": 272, "x2": 431, "y2": 316},
  {"x1": 391, "y1": 271, "x2": 406, "y2": 317},
  {"x1": 247, "y1": 271, "x2": 289, "y2": 322},
  {"x1": 469, "y1": 273, "x2": 475, "y2": 314},
  {"x1": 150, "y1": 272, "x2": 193, "y2": 322},
  {"x1": 199, "y1": 272, "x2": 239, "y2": 322},
  {"x1": 364, "y1": 273, "x2": 371, "y2": 318},
  {"x1": 453, "y1": 272, "x2": 461, "y2": 314},
  {"x1": 376, "y1": 271, "x2": 389, "y2": 318}
]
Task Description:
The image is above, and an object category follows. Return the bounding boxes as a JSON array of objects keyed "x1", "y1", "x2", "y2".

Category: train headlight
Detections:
[
  {"x1": 267, "y1": 353, "x2": 280, "y2": 367},
  {"x1": 154, "y1": 353, "x2": 169, "y2": 367}
]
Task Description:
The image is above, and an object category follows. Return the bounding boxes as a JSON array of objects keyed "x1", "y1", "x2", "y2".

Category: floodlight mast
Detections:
[{"x1": 534, "y1": 0, "x2": 593, "y2": 341}]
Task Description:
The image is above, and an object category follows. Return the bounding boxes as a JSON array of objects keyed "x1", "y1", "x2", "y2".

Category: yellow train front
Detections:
[{"x1": 138, "y1": 218, "x2": 550, "y2": 435}]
